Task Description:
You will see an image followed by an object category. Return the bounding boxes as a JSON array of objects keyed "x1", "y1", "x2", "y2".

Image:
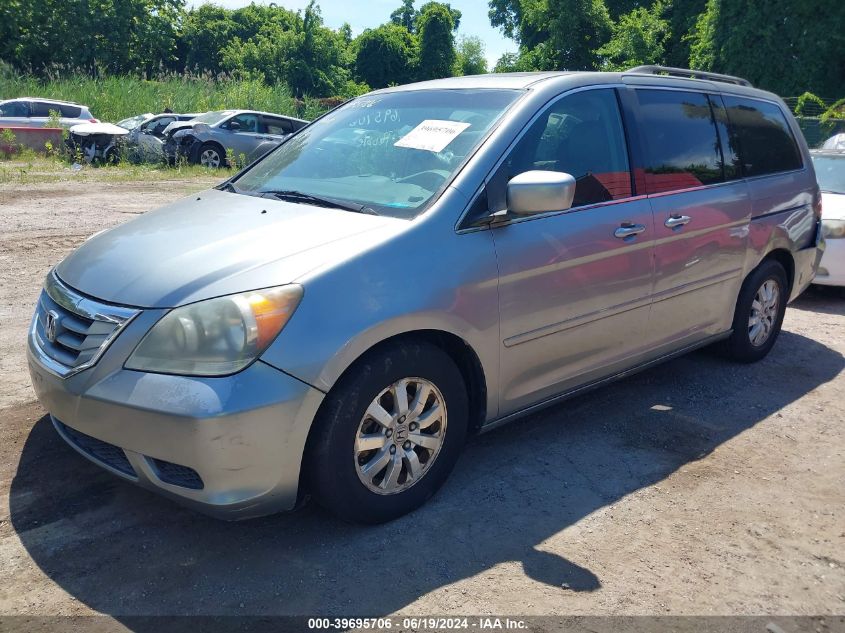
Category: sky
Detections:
[{"x1": 188, "y1": 0, "x2": 516, "y2": 69}]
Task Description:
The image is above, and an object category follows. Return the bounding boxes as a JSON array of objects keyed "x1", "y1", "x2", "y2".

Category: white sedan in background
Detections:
[{"x1": 811, "y1": 150, "x2": 845, "y2": 286}]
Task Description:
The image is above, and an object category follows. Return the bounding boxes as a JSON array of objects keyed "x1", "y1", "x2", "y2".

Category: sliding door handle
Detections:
[
  {"x1": 614, "y1": 223, "x2": 646, "y2": 239},
  {"x1": 665, "y1": 214, "x2": 691, "y2": 229}
]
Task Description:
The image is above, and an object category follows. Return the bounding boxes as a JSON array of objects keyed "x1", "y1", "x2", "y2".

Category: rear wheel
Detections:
[
  {"x1": 306, "y1": 341, "x2": 468, "y2": 523},
  {"x1": 723, "y1": 259, "x2": 788, "y2": 362},
  {"x1": 198, "y1": 143, "x2": 224, "y2": 168}
]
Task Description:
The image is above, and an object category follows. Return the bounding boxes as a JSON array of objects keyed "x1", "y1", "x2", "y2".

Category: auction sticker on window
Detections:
[{"x1": 394, "y1": 119, "x2": 471, "y2": 152}]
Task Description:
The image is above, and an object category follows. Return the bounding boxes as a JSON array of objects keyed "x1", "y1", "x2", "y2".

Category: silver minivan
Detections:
[{"x1": 27, "y1": 68, "x2": 824, "y2": 523}]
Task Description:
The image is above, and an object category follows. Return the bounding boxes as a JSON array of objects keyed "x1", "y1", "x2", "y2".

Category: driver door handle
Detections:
[
  {"x1": 614, "y1": 222, "x2": 646, "y2": 239},
  {"x1": 665, "y1": 214, "x2": 691, "y2": 229}
]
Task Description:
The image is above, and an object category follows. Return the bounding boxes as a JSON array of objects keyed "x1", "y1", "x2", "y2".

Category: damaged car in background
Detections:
[
  {"x1": 66, "y1": 122, "x2": 129, "y2": 164},
  {"x1": 162, "y1": 109, "x2": 308, "y2": 167},
  {"x1": 116, "y1": 112, "x2": 199, "y2": 163}
]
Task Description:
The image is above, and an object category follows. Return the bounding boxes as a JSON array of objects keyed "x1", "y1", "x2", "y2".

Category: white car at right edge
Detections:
[{"x1": 811, "y1": 150, "x2": 845, "y2": 287}]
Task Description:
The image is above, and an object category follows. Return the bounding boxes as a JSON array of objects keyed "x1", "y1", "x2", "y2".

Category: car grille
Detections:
[
  {"x1": 32, "y1": 272, "x2": 139, "y2": 377},
  {"x1": 55, "y1": 419, "x2": 137, "y2": 478},
  {"x1": 151, "y1": 459, "x2": 204, "y2": 490}
]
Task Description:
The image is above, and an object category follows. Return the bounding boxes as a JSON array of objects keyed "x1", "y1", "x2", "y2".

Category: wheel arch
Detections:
[
  {"x1": 316, "y1": 329, "x2": 488, "y2": 433},
  {"x1": 760, "y1": 248, "x2": 795, "y2": 296}
]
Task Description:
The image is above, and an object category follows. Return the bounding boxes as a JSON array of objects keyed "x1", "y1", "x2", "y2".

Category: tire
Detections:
[
  {"x1": 104, "y1": 147, "x2": 120, "y2": 165},
  {"x1": 723, "y1": 259, "x2": 788, "y2": 363},
  {"x1": 197, "y1": 143, "x2": 224, "y2": 168},
  {"x1": 306, "y1": 340, "x2": 469, "y2": 524}
]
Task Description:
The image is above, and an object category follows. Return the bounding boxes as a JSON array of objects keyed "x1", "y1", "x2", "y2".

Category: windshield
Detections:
[
  {"x1": 812, "y1": 155, "x2": 845, "y2": 193},
  {"x1": 233, "y1": 89, "x2": 521, "y2": 218},
  {"x1": 192, "y1": 110, "x2": 237, "y2": 125}
]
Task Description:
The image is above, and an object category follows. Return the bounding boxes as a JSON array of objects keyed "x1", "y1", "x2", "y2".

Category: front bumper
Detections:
[
  {"x1": 27, "y1": 321, "x2": 324, "y2": 520},
  {"x1": 813, "y1": 237, "x2": 845, "y2": 287}
]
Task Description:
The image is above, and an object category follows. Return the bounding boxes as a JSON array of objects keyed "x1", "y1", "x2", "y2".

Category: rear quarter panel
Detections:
[{"x1": 740, "y1": 96, "x2": 820, "y2": 301}]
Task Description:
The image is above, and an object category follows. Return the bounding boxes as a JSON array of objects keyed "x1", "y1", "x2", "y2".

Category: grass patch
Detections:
[
  {"x1": 0, "y1": 153, "x2": 227, "y2": 186},
  {"x1": 0, "y1": 71, "x2": 330, "y2": 123}
]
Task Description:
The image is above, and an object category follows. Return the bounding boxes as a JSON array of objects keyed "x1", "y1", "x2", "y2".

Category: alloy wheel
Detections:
[
  {"x1": 200, "y1": 148, "x2": 221, "y2": 168},
  {"x1": 354, "y1": 377, "x2": 447, "y2": 495},
  {"x1": 748, "y1": 278, "x2": 780, "y2": 346}
]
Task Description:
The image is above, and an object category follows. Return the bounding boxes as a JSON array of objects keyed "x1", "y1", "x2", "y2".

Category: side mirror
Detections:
[
  {"x1": 228, "y1": 121, "x2": 241, "y2": 131},
  {"x1": 506, "y1": 170, "x2": 576, "y2": 216}
]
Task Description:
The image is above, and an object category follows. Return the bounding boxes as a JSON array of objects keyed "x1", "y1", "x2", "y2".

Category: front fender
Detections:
[{"x1": 260, "y1": 190, "x2": 501, "y2": 421}]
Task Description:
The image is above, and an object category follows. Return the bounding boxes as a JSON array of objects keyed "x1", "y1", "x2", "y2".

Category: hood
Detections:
[
  {"x1": 163, "y1": 121, "x2": 197, "y2": 137},
  {"x1": 70, "y1": 122, "x2": 130, "y2": 136},
  {"x1": 821, "y1": 191, "x2": 845, "y2": 221},
  {"x1": 57, "y1": 189, "x2": 404, "y2": 308}
]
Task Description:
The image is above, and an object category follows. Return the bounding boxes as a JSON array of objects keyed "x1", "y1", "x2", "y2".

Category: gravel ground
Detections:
[{"x1": 0, "y1": 178, "x2": 843, "y2": 620}]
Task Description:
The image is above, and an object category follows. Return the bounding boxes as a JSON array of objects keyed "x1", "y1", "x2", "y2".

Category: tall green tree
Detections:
[
  {"x1": 416, "y1": 2, "x2": 457, "y2": 80},
  {"x1": 597, "y1": 3, "x2": 668, "y2": 70},
  {"x1": 181, "y1": 4, "x2": 236, "y2": 73},
  {"x1": 689, "y1": 0, "x2": 845, "y2": 96},
  {"x1": 7, "y1": 0, "x2": 183, "y2": 74},
  {"x1": 221, "y1": 2, "x2": 352, "y2": 97},
  {"x1": 489, "y1": 0, "x2": 614, "y2": 70},
  {"x1": 390, "y1": 0, "x2": 418, "y2": 31},
  {"x1": 660, "y1": 0, "x2": 706, "y2": 67},
  {"x1": 354, "y1": 24, "x2": 418, "y2": 88},
  {"x1": 455, "y1": 35, "x2": 487, "y2": 75}
]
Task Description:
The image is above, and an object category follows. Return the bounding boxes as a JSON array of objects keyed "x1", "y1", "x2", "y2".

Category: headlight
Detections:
[
  {"x1": 125, "y1": 285, "x2": 303, "y2": 376},
  {"x1": 172, "y1": 129, "x2": 190, "y2": 139},
  {"x1": 822, "y1": 219, "x2": 845, "y2": 239}
]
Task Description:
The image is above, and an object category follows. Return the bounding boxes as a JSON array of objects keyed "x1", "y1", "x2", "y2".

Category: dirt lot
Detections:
[{"x1": 0, "y1": 177, "x2": 843, "y2": 620}]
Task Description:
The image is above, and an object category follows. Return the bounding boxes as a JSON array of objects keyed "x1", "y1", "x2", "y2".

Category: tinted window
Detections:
[
  {"x1": 637, "y1": 90, "x2": 723, "y2": 193},
  {"x1": 504, "y1": 88, "x2": 632, "y2": 208},
  {"x1": 32, "y1": 102, "x2": 67, "y2": 117},
  {"x1": 710, "y1": 97, "x2": 741, "y2": 180},
  {"x1": 58, "y1": 104, "x2": 82, "y2": 118},
  {"x1": 0, "y1": 101, "x2": 29, "y2": 117},
  {"x1": 723, "y1": 96, "x2": 802, "y2": 177}
]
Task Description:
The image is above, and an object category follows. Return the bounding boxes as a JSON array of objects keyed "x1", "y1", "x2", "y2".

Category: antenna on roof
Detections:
[{"x1": 626, "y1": 65, "x2": 752, "y2": 87}]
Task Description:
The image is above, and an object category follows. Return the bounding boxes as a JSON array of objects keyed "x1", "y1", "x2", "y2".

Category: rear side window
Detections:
[
  {"x1": 58, "y1": 104, "x2": 82, "y2": 118},
  {"x1": 636, "y1": 89, "x2": 723, "y2": 193},
  {"x1": 263, "y1": 116, "x2": 293, "y2": 135},
  {"x1": 503, "y1": 88, "x2": 632, "y2": 208},
  {"x1": 31, "y1": 102, "x2": 81, "y2": 118},
  {"x1": 723, "y1": 96, "x2": 802, "y2": 177}
]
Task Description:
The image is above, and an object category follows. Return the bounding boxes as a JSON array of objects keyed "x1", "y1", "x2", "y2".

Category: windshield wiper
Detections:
[{"x1": 260, "y1": 189, "x2": 378, "y2": 215}]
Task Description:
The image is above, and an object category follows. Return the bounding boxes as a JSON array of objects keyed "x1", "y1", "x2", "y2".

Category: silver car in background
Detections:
[
  {"x1": 0, "y1": 97, "x2": 97, "y2": 127},
  {"x1": 27, "y1": 68, "x2": 823, "y2": 524},
  {"x1": 163, "y1": 109, "x2": 308, "y2": 167}
]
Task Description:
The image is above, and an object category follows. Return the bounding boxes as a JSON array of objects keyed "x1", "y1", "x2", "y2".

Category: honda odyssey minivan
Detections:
[{"x1": 27, "y1": 67, "x2": 824, "y2": 523}]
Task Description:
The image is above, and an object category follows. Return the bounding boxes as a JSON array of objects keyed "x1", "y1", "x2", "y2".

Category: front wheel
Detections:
[
  {"x1": 198, "y1": 143, "x2": 224, "y2": 168},
  {"x1": 723, "y1": 259, "x2": 788, "y2": 363},
  {"x1": 306, "y1": 341, "x2": 468, "y2": 523}
]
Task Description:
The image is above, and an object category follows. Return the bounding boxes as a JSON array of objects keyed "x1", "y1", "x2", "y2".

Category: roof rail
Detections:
[{"x1": 626, "y1": 65, "x2": 752, "y2": 87}]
